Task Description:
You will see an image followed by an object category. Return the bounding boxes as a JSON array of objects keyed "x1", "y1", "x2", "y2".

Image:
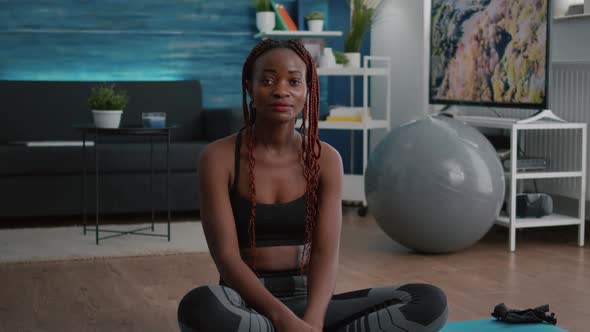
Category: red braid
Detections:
[{"x1": 241, "y1": 39, "x2": 322, "y2": 273}]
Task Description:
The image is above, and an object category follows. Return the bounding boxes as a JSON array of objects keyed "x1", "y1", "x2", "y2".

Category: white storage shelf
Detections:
[
  {"x1": 296, "y1": 63, "x2": 392, "y2": 134},
  {"x1": 457, "y1": 113, "x2": 587, "y2": 251},
  {"x1": 295, "y1": 57, "x2": 391, "y2": 213}
]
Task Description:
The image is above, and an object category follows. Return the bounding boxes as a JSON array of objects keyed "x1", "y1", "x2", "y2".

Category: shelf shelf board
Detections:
[
  {"x1": 504, "y1": 171, "x2": 584, "y2": 179},
  {"x1": 554, "y1": 13, "x2": 590, "y2": 22},
  {"x1": 496, "y1": 213, "x2": 583, "y2": 228},
  {"x1": 455, "y1": 115, "x2": 518, "y2": 129},
  {"x1": 455, "y1": 115, "x2": 587, "y2": 130},
  {"x1": 295, "y1": 119, "x2": 389, "y2": 130},
  {"x1": 515, "y1": 122, "x2": 587, "y2": 130},
  {"x1": 317, "y1": 67, "x2": 389, "y2": 76},
  {"x1": 254, "y1": 30, "x2": 343, "y2": 39}
]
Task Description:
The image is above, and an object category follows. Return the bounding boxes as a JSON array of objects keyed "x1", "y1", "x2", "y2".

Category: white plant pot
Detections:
[
  {"x1": 92, "y1": 110, "x2": 123, "y2": 128},
  {"x1": 307, "y1": 19, "x2": 324, "y2": 32},
  {"x1": 256, "y1": 11, "x2": 275, "y2": 33},
  {"x1": 344, "y1": 52, "x2": 361, "y2": 67},
  {"x1": 319, "y1": 47, "x2": 336, "y2": 68}
]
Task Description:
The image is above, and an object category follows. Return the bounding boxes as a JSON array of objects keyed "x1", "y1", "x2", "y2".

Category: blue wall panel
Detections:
[{"x1": 0, "y1": 0, "x2": 257, "y2": 108}]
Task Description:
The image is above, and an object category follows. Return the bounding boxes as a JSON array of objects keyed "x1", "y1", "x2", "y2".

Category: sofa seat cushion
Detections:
[{"x1": 0, "y1": 141, "x2": 208, "y2": 175}]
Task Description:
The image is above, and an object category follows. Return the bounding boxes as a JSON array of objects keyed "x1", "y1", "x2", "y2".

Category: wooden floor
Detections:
[{"x1": 1, "y1": 207, "x2": 588, "y2": 332}]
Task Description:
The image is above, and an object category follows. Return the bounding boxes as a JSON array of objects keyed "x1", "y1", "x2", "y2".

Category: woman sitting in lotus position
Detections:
[{"x1": 177, "y1": 39, "x2": 448, "y2": 332}]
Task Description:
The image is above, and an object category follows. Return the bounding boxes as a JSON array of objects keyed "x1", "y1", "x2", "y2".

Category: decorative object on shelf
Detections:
[
  {"x1": 272, "y1": 2, "x2": 288, "y2": 31},
  {"x1": 508, "y1": 193, "x2": 554, "y2": 218},
  {"x1": 254, "y1": 0, "x2": 275, "y2": 33},
  {"x1": 334, "y1": 50, "x2": 349, "y2": 66},
  {"x1": 87, "y1": 83, "x2": 128, "y2": 128},
  {"x1": 318, "y1": 47, "x2": 337, "y2": 68},
  {"x1": 276, "y1": 3, "x2": 298, "y2": 30},
  {"x1": 344, "y1": 0, "x2": 382, "y2": 67},
  {"x1": 272, "y1": 3, "x2": 298, "y2": 31},
  {"x1": 343, "y1": 52, "x2": 361, "y2": 68},
  {"x1": 305, "y1": 11, "x2": 324, "y2": 32},
  {"x1": 142, "y1": 112, "x2": 167, "y2": 128},
  {"x1": 564, "y1": 1, "x2": 584, "y2": 15},
  {"x1": 326, "y1": 106, "x2": 369, "y2": 122}
]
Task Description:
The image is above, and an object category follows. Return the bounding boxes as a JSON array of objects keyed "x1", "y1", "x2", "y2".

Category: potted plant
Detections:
[
  {"x1": 344, "y1": 0, "x2": 381, "y2": 67},
  {"x1": 305, "y1": 11, "x2": 324, "y2": 32},
  {"x1": 87, "y1": 83, "x2": 128, "y2": 128},
  {"x1": 254, "y1": 0, "x2": 275, "y2": 33},
  {"x1": 334, "y1": 50, "x2": 349, "y2": 67}
]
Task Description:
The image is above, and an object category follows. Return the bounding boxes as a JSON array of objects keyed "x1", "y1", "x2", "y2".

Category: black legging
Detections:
[{"x1": 177, "y1": 270, "x2": 448, "y2": 331}]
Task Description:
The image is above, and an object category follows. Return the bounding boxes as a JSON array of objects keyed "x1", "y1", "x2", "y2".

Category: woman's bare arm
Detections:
[
  {"x1": 302, "y1": 143, "x2": 344, "y2": 329},
  {"x1": 198, "y1": 140, "x2": 301, "y2": 327}
]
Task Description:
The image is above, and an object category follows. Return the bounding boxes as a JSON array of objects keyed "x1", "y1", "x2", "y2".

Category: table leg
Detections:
[
  {"x1": 167, "y1": 129, "x2": 171, "y2": 241},
  {"x1": 349, "y1": 130, "x2": 354, "y2": 175},
  {"x1": 82, "y1": 132, "x2": 87, "y2": 235},
  {"x1": 95, "y1": 130, "x2": 100, "y2": 245},
  {"x1": 150, "y1": 135, "x2": 155, "y2": 232}
]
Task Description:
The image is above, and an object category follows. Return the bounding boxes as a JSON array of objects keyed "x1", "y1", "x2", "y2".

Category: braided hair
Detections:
[{"x1": 241, "y1": 39, "x2": 321, "y2": 273}]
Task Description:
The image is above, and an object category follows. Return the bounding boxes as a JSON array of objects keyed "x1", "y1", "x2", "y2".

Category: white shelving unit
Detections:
[
  {"x1": 456, "y1": 111, "x2": 587, "y2": 252},
  {"x1": 297, "y1": 56, "x2": 391, "y2": 214}
]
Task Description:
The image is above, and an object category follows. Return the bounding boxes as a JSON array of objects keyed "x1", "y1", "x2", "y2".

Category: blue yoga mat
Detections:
[{"x1": 441, "y1": 319, "x2": 568, "y2": 332}]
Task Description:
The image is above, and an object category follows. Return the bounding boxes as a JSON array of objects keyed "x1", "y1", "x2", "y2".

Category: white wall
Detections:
[
  {"x1": 371, "y1": 0, "x2": 427, "y2": 131},
  {"x1": 553, "y1": 0, "x2": 571, "y2": 17},
  {"x1": 552, "y1": 19, "x2": 590, "y2": 62},
  {"x1": 552, "y1": 0, "x2": 590, "y2": 62}
]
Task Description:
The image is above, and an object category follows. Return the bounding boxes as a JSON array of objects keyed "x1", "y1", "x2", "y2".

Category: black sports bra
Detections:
[{"x1": 230, "y1": 129, "x2": 306, "y2": 248}]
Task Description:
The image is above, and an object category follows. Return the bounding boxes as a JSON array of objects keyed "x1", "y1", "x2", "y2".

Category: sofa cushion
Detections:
[
  {"x1": 0, "y1": 141, "x2": 208, "y2": 176},
  {"x1": 0, "y1": 172, "x2": 200, "y2": 217}
]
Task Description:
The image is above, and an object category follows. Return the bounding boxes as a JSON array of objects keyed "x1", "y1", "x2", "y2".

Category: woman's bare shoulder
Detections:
[
  {"x1": 318, "y1": 141, "x2": 343, "y2": 175},
  {"x1": 199, "y1": 132, "x2": 240, "y2": 169}
]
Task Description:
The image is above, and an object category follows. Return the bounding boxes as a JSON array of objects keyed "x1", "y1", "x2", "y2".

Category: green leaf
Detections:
[
  {"x1": 87, "y1": 83, "x2": 129, "y2": 110},
  {"x1": 253, "y1": 0, "x2": 273, "y2": 12},
  {"x1": 344, "y1": 0, "x2": 380, "y2": 52},
  {"x1": 305, "y1": 11, "x2": 324, "y2": 20}
]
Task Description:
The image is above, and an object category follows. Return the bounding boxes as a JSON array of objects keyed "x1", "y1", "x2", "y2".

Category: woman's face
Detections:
[{"x1": 249, "y1": 48, "x2": 308, "y2": 123}]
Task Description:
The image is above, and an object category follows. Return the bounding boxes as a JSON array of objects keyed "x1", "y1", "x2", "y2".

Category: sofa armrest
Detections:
[{"x1": 200, "y1": 107, "x2": 244, "y2": 141}]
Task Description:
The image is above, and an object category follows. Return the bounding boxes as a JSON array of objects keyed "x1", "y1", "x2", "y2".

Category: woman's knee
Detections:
[
  {"x1": 398, "y1": 283, "x2": 448, "y2": 327},
  {"x1": 177, "y1": 285, "x2": 245, "y2": 331}
]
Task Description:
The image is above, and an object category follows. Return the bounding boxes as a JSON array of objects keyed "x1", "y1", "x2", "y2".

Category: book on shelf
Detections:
[
  {"x1": 272, "y1": 3, "x2": 288, "y2": 31},
  {"x1": 329, "y1": 106, "x2": 368, "y2": 117},
  {"x1": 326, "y1": 115, "x2": 363, "y2": 122},
  {"x1": 277, "y1": 4, "x2": 298, "y2": 31}
]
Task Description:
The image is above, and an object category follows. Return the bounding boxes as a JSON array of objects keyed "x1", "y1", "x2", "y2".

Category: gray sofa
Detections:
[{"x1": 0, "y1": 80, "x2": 243, "y2": 218}]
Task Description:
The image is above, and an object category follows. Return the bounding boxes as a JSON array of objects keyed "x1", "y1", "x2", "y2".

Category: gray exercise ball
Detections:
[{"x1": 365, "y1": 115, "x2": 505, "y2": 253}]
